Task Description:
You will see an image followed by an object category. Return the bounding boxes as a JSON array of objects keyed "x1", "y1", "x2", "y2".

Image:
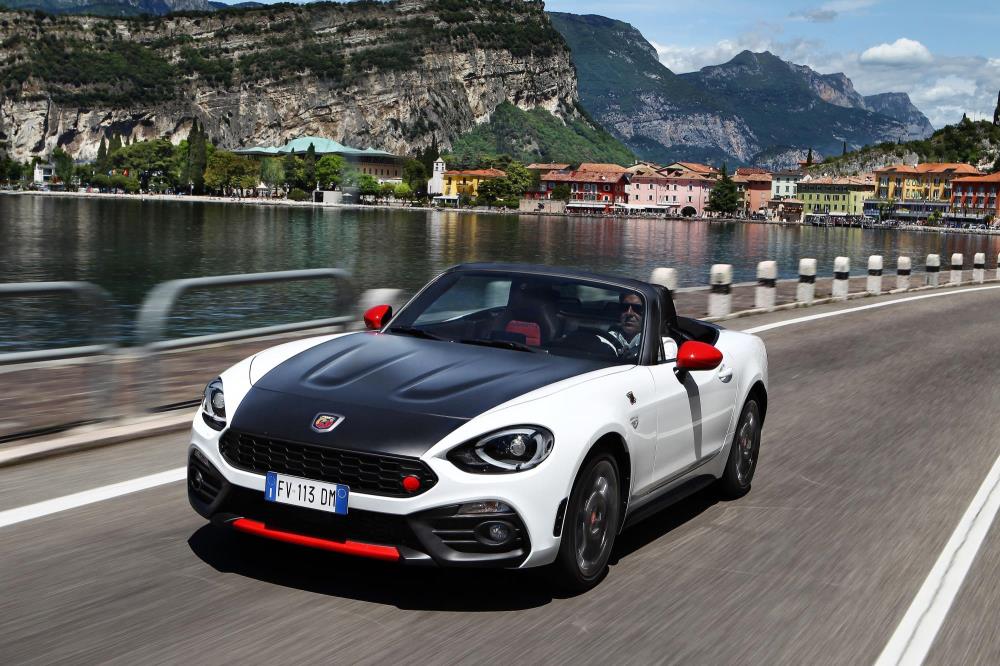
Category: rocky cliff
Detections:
[
  {"x1": 0, "y1": 0, "x2": 592, "y2": 162},
  {"x1": 549, "y1": 13, "x2": 935, "y2": 168}
]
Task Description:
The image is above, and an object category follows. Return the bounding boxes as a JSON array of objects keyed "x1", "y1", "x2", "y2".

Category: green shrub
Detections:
[{"x1": 287, "y1": 187, "x2": 310, "y2": 202}]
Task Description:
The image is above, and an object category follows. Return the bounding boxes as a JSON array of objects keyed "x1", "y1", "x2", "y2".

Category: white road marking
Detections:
[
  {"x1": 0, "y1": 467, "x2": 186, "y2": 529},
  {"x1": 873, "y1": 453, "x2": 1000, "y2": 666},
  {"x1": 740, "y1": 285, "x2": 1000, "y2": 335},
  {"x1": 737, "y1": 284, "x2": 1000, "y2": 665}
]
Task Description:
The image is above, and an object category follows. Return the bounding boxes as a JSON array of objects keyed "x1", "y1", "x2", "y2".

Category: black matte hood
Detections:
[{"x1": 229, "y1": 332, "x2": 610, "y2": 457}]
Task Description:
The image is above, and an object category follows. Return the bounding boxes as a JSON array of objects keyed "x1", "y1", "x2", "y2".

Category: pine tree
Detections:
[
  {"x1": 706, "y1": 164, "x2": 739, "y2": 216},
  {"x1": 109, "y1": 134, "x2": 122, "y2": 156},
  {"x1": 304, "y1": 142, "x2": 317, "y2": 190},
  {"x1": 993, "y1": 90, "x2": 999, "y2": 126},
  {"x1": 96, "y1": 137, "x2": 108, "y2": 174},
  {"x1": 189, "y1": 120, "x2": 208, "y2": 195},
  {"x1": 842, "y1": 141, "x2": 847, "y2": 156},
  {"x1": 805, "y1": 148, "x2": 813, "y2": 166}
]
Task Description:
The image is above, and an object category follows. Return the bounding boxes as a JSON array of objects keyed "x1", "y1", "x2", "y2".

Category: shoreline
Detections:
[{"x1": 3, "y1": 189, "x2": 998, "y2": 235}]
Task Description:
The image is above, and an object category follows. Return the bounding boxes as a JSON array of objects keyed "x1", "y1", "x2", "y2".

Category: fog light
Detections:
[
  {"x1": 457, "y1": 500, "x2": 511, "y2": 515},
  {"x1": 191, "y1": 469, "x2": 204, "y2": 492},
  {"x1": 475, "y1": 520, "x2": 514, "y2": 546}
]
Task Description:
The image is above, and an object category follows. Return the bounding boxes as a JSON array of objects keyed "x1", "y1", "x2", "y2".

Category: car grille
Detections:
[{"x1": 219, "y1": 430, "x2": 438, "y2": 498}]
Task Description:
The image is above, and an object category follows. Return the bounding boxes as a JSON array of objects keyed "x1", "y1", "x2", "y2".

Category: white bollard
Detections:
[
  {"x1": 866, "y1": 255, "x2": 883, "y2": 295},
  {"x1": 708, "y1": 264, "x2": 732, "y2": 317},
  {"x1": 973, "y1": 253, "x2": 985, "y2": 284},
  {"x1": 755, "y1": 261, "x2": 777, "y2": 310},
  {"x1": 832, "y1": 256, "x2": 850, "y2": 299},
  {"x1": 649, "y1": 267, "x2": 678, "y2": 291},
  {"x1": 797, "y1": 258, "x2": 817, "y2": 304},
  {"x1": 896, "y1": 256, "x2": 911, "y2": 291},
  {"x1": 997, "y1": 252, "x2": 1000, "y2": 281},
  {"x1": 926, "y1": 253, "x2": 940, "y2": 286},
  {"x1": 950, "y1": 253, "x2": 963, "y2": 285}
]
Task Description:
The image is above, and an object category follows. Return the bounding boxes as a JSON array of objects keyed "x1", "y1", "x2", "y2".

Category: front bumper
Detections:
[{"x1": 189, "y1": 448, "x2": 532, "y2": 567}]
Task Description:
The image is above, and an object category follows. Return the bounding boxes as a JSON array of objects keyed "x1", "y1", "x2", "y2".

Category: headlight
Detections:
[
  {"x1": 201, "y1": 377, "x2": 225, "y2": 431},
  {"x1": 447, "y1": 426, "x2": 554, "y2": 473}
]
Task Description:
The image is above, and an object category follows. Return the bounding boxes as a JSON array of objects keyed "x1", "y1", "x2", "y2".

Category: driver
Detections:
[{"x1": 608, "y1": 292, "x2": 643, "y2": 356}]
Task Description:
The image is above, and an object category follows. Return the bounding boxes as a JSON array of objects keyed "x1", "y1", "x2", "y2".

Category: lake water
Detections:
[{"x1": 3, "y1": 193, "x2": 999, "y2": 348}]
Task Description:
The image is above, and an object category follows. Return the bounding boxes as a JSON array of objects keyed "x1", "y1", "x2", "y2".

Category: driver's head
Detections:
[{"x1": 619, "y1": 292, "x2": 643, "y2": 340}]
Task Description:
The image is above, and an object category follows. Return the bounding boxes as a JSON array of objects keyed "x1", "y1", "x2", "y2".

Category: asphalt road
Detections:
[{"x1": 2, "y1": 285, "x2": 1000, "y2": 665}]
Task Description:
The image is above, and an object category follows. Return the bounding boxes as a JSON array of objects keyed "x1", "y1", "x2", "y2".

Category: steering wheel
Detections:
[{"x1": 593, "y1": 330, "x2": 627, "y2": 358}]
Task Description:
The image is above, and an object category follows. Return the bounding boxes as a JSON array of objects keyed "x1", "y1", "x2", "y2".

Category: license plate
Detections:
[{"x1": 264, "y1": 471, "x2": 349, "y2": 515}]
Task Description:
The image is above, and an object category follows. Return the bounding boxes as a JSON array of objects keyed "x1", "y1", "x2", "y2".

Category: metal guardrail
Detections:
[
  {"x1": 135, "y1": 268, "x2": 357, "y2": 410},
  {"x1": 0, "y1": 281, "x2": 118, "y2": 424}
]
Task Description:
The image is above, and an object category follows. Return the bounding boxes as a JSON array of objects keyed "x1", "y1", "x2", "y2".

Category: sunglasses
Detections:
[{"x1": 620, "y1": 302, "x2": 645, "y2": 315}]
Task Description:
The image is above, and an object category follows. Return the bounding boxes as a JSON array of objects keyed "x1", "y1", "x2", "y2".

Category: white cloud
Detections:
[
  {"x1": 859, "y1": 38, "x2": 932, "y2": 66},
  {"x1": 914, "y1": 76, "x2": 978, "y2": 103}
]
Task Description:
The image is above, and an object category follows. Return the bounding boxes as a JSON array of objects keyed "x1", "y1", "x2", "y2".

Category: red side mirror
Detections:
[
  {"x1": 364, "y1": 304, "x2": 392, "y2": 330},
  {"x1": 676, "y1": 341, "x2": 723, "y2": 371}
]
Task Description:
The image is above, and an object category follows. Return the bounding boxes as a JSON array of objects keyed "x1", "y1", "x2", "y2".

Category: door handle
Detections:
[{"x1": 717, "y1": 366, "x2": 733, "y2": 382}]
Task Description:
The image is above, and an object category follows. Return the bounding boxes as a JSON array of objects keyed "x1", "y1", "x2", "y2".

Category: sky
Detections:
[{"x1": 543, "y1": 0, "x2": 1000, "y2": 128}]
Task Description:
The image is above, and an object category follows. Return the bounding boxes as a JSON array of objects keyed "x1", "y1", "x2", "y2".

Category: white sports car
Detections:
[{"x1": 188, "y1": 263, "x2": 768, "y2": 591}]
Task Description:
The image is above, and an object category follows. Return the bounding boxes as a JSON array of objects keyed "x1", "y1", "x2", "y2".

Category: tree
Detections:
[
  {"x1": 204, "y1": 151, "x2": 259, "y2": 193},
  {"x1": 357, "y1": 174, "x2": 379, "y2": 202},
  {"x1": 706, "y1": 165, "x2": 740, "y2": 216},
  {"x1": 402, "y1": 158, "x2": 427, "y2": 194},
  {"x1": 552, "y1": 183, "x2": 571, "y2": 202},
  {"x1": 314, "y1": 154, "x2": 345, "y2": 190},
  {"x1": 189, "y1": 120, "x2": 208, "y2": 194},
  {"x1": 805, "y1": 148, "x2": 813, "y2": 166},
  {"x1": 260, "y1": 158, "x2": 285, "y2": 191},
  {"x1": 500, "y1": 161, "x2": 531, "y2": 196},
  {"x1": 304, "y1": 142, "x2": 317, "y2": 190},
  {"x1": 476, "y1": 177, "x2": 509, "y2": 206},
  {"x1": 393, "y1": 182, "x2": 413, "y2": 201},
  {"x1": 842, "y1": 141, "x2": 848, "y2": 156},
  {"x1": 51, "y1": 147, "x2": 74, "y2": 186},
  {"x1": 96, "y1": 137, "x2": 109, "y2": 174},
  {"x1": 283, "y1": 153, "x2": 304, "y2": 190},
  {"x1": 378, "y1": 182, "x2": 396, "y2": 202}
]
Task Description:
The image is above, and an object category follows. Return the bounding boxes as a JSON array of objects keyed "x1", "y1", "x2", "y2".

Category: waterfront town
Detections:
[{"x1": 12, "y1": 132, "x2": 1000, "y2": 229}]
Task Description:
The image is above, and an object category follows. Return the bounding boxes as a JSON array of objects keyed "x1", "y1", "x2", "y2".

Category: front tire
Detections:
[
  {"x1": 718, "y1": 398, "x2": 762, "y2": 498},
  {"x1": 552, "y1": 453, "x2": 621, "y2": 593}
]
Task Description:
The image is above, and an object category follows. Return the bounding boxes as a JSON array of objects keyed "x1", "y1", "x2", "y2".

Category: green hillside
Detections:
[
  {"x1": 817, "y1": 118, "x2": 1000, "y2": 172},
  {"x1": 447, "y1": 102, "x2": 633, "y2": 167}
]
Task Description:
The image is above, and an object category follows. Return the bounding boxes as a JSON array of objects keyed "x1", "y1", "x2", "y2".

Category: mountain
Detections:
[
  {"x1": 0, "y1": 1, "x2": 629, "y2": 165},
  {"x1": 549, "y1": 13, "x2": 935, "y2": 168},
  {"x1": 0, "y1": 0, "x2": 214, "y2": 15},
  {"x1": 862, "y1": 93, "x2": 935, "y2": 138}
]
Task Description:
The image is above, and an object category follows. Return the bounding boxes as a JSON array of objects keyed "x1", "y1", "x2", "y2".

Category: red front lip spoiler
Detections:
[{"x1": 231, "y1": 518, "x2": 401, "y2": 562}]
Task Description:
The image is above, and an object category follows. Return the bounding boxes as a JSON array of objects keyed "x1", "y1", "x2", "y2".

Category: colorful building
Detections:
[
  {"x1": 733, "y1": 172, "x2": 772, "y2": 216},
  {"x1": 798, "y1": 176, "x2": 875, "y2": 221},
  {"x1": 949, "y1": 172, "x2": 1000, "y2": 225},
  {"x1": 771, "y1": 169, "x2": 804, "y2": 200},
  {"x1": 439, "y1": 168, "x2": 507, "y2": 202},
  {"x1": 540, "y1": 167, "x2": 630, "y2": 212},
  {"x1": 867, "y1": 162, "x2": 980, "y2": 222}
]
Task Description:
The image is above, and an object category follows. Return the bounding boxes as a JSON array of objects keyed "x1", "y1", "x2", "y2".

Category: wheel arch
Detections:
[
  {"x1": 586, "y1": 431, "x2": 632, "y2": 534},
  {"x1": 747, "y1": 380, "x2": 767, "y2": 422}
]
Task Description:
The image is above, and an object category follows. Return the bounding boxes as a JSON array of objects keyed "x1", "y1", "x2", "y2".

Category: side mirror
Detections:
[
  {"x1": 364, "y1": 304, "x2": 392, "y2": 330},
  {"x1": 676, "y1": 340, "x2": 722, "y2": 371}
]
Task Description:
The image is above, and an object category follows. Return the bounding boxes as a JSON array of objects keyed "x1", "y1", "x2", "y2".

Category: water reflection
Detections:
[{"x1": 2, "y1": 194, "x2": 999, "y2": 347}]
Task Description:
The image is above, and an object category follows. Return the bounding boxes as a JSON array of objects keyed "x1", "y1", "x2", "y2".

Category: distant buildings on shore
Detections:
[{"x1": 235, "y1": 136, "x2": 405, "y2": 183}]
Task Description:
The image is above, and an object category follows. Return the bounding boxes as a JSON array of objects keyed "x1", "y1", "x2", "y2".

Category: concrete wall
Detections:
[{"x1": 519, "y1": 199, "x2": 566, "y2": 214}]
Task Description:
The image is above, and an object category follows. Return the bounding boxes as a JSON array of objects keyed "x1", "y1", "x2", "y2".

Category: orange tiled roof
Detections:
[
  {"x1": 542, "y1": 170, "x2": 629, "y2": 184},
  {"x1": 577, "y1": 163, "x2": 628, "y2": 172},
  {"x1": 951, "y1": 172, "x2": 1000, "y2": 183},
  {"x1": 877, "y1": 163, "x2": 980, "y2": 175},
  {"x1": 735, "y1": 167, "x2": 770, "y2": 176},
  {"x1": 671, "y1": 162, "x2": 719, "y2": 174},
  {"x1": 442, "y1": 168, "x2": 506, "y2": 178}
]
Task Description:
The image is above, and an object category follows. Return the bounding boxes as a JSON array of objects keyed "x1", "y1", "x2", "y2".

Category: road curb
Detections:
[{"x1": 0, "y1": 412, "x2": 192, "y2": 468}]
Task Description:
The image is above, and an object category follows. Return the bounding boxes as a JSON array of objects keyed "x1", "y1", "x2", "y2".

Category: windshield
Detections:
[{"x1": 387, "y1": 272, "x2": 646, "y2": 363}]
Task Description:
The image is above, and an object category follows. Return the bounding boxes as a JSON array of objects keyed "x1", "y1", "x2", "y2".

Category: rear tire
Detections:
[
  {"x1": 552, "y1": 453, "x2": 621, "y2": 593},
  {"x1": 718, "y1": 398, "x2": 761, "y2": 499}
]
